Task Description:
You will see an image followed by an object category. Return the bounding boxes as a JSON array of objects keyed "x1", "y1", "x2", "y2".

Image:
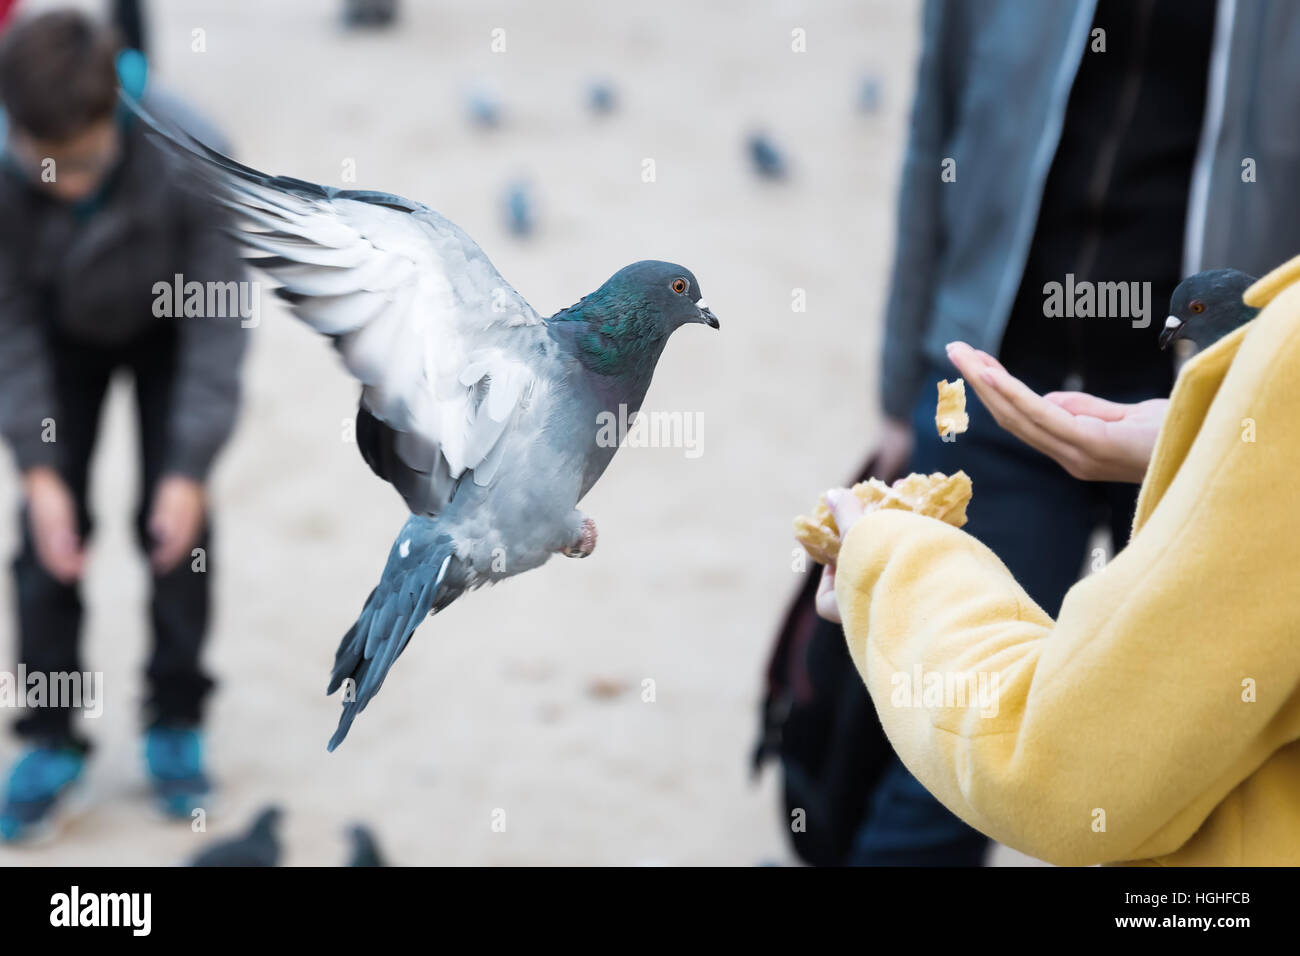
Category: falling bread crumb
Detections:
[{"x1": 936, "y1": 378, "x2": 969, "y2": 437}]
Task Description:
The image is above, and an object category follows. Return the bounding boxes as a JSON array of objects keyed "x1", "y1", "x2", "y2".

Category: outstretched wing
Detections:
[{"x1": 127, "y1": 95, "x2": 548, "y2": 515}]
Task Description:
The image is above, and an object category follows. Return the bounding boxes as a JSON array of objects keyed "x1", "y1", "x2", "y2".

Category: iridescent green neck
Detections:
[{"x1": 551, "y1": 292, "x2": 667, "y2": 378}]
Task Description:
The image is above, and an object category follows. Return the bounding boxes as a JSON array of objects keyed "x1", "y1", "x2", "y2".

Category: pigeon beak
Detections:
[
  {"x1": 695, "y1": 300, "x2": 720, "y2": 330},
  {"x1": 1158, "y1": 315, "x2": 1183, "y2": 350}
]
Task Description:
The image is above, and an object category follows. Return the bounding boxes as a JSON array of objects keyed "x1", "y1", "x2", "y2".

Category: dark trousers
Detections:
[
  {"x1": 12, "y1": 326, "x2": 213, "y2": 743},
  {"x1": 848, "y1": 362, "x2": 1156, "y2": 865}
]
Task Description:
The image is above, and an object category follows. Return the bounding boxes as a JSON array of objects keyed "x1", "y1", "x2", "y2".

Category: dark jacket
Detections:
[
  {"x1": 996, "y1": 0, "x2": 1212, "y2": 394},
  {"x1": 0, "y1": 90, "x2": 247, "y2": 479},
  {"x1": 881, "y1": 0, "x2": 1300, "y2": 418}
]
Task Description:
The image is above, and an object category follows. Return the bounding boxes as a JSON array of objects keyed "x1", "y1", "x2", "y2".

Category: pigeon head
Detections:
[
  {"x1": 1160, "y1": 269, "x2": 1258, "y2": 350},
  {"x1": 601, "y1": 260, "x2": 719, "y2": 333},
  {"x1": 554, "y1": 260, "x2": 718, "y2": 377}
]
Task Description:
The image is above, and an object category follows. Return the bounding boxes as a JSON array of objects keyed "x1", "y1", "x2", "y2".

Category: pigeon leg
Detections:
[{"x1": 559, "y1": 511, "x2": 598, "y2": 558}]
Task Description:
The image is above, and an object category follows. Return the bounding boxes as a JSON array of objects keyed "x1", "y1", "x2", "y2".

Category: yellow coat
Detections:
[{"x1": 835, "y1": 256, "x2": 1300, "y2": 866}]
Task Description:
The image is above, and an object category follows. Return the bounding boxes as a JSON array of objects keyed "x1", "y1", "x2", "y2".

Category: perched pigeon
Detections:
[
  {"x1": 747, "y1": 132, "x2": 787, "y2": 180},
  {"x1": 125, "y1": 97, "x2": 720, "y2": 751},
  {"x1": 586, "y1": 79, "x2": 617, "y2": 116},
  {"x1": 190, "y1": 805, "x2": 282, "y2": 867},
  {"x1": 1160, "y1": 269, "x2": 1258, "y2": 350},
  {"x1": 346, "y1": 823, "x2": 386, "y2": 866},
  {"x1": 464, "y1": 87, "x2": 502, "y2": 129},
  {"x1": 502, "y1": 180, "x2": 534, "y2": 237},
  {"x1": 343, "y1": 0, "x2": 397, "y2": 29},
  {"x1": 857, "y1": 75, "x2": 882, "y2": 113}
]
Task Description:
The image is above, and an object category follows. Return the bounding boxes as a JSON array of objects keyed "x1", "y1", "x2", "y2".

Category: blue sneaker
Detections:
[
  {"x1": 0, "y1": 744, "x2": 86, "y2": 844},
  {"x1": 144, "y1": 726, "x2": 212, "y2": 820}
]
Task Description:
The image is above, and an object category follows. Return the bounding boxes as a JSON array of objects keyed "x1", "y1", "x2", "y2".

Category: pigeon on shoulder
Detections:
[
  {"x1": 1160, "y1": 269, "x2": 1258, "y2": 350},
  {"x1": 125, "y1": 96, "x2": 719, "y2": 751}
]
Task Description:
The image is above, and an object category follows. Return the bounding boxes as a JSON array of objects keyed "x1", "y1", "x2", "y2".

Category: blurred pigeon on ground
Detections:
[
  {"x1": 190, "y1": 806, "x2": 282, "y2": 867},
  {"x1": 465, "y1": 87, "x2": 502, "y2": 129},
  {"x1": 343, "y1": 0, "x2": 397, "y2": 29},
  {"x1": 125, "y1": 95, "x2": 720, "y2": 752},
  {"x1": 747, "y1": 132, "x2": 787, "y2": 180},
  {"x1": 346, "y1": 823, "x2": 386, "y2": 866},
  {"x1": 586, "y1": 79, "x2": 617, "y2": 116},
  {"x1": 503, "y1": 180, "x2": 534, "y2": 237},
  {"x1": 857, "y1": 75, "x2": 882, "y2": 113},
  {"x1": 1159, "y1": 269, "x2": 1258, "y2": 350}
]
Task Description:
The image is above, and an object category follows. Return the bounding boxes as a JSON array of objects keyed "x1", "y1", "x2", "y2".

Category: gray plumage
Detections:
[
  {"x1": 190, "y1": 806, "x2": 282, "y2": 867},
  {"x1": 123, "y1": 93, "x2": 719, "y2": 752},
  {"x1": 1160, "y1": 269, "x2": 1259, "y2": 350}
]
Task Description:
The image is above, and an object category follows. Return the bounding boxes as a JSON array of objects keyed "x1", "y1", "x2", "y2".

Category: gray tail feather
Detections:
[{"x1": 326, "y1": 523, "x2": 460, "y2": 751}]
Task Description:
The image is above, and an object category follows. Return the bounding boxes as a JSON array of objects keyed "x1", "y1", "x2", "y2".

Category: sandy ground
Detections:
[{"x1": 0, "y1": 0, "x2": 1038, "y2": 866}]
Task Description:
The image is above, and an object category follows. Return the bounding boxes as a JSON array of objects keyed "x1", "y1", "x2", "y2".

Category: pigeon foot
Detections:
[{"x1": 563, "y1": 517, "x2": 598, "y2": 558}]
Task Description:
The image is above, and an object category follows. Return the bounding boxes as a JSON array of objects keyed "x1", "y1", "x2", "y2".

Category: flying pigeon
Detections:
[
  {"x1": 190, "y1": 805, "x2": 282, "y2": 867},
  {"x1": 1160, "y1": 269, "x2": 1258, "y2": 350},
  {"x1": 125, "y1": 96, "x2": 720, "y2": 751},
  {"x1": 345, "y1": 823, "x2": 387, "y2": 866},
  {"x1": 747, "y1": 132, "x2": 787, "y2": 180}
]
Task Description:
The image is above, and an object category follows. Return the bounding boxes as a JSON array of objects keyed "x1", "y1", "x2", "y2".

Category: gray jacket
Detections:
[
  {"x1": 881, "y1": 0, "x2": 1300, "y2": 419},
  {"x1": 0, "y1": 89, "x2": 247, "y2": 479}
]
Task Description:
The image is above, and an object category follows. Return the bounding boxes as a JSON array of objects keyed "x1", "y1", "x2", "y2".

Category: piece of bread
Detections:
[
  {"x1": 936, "y1": 379, "x2": 969, "y2": 437},
  {"x1": 793, "y1": 470, "x2": 972, "y2": 565}
]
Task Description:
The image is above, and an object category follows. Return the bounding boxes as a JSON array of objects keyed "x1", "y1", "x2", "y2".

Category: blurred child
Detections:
[{"x1": 0, "y1": 10, "x2": 247, "y2": 841}]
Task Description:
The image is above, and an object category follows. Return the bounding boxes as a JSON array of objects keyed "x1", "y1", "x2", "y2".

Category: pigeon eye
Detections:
[
  {"x1": 1190, "y1": 300, "x2": 1205, "y2": 314},
  {"x1": 671, "y1": 278, "x2": 688, "y2": 295}
]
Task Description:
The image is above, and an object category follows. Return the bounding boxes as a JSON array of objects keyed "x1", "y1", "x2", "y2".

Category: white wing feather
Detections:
[{"x1": 220, "y1": 176, "x2": 546, "y2": 508}]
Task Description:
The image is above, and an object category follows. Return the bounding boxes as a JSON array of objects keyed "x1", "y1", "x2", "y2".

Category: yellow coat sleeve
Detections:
[{"x1": 835, "y1": 295, "x2": 1300, "y2": 866}]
